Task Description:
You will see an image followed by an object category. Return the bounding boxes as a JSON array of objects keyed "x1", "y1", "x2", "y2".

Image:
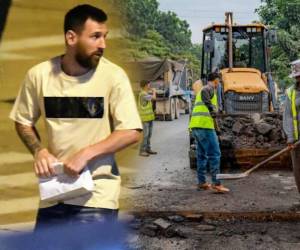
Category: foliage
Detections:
[
  {"x1": 257, "y1": 0, "x2": 300, "y2": 88},
  {"x1": 118, "y1": 0, "x2": 159, "y2": 37},
  {"x1": 118, "y1": 0, "x2": 201, "y2": 79},
  {"x1": 155, "y1": 11, "x2": 192, "y2": 53}
]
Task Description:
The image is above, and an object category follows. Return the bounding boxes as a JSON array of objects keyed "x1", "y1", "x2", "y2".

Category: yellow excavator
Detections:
[{"x1": 189, "y1": 12, "x2": 290, "y2": 169}]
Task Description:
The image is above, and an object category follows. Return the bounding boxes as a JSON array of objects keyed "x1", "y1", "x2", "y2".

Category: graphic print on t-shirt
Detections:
[{"x1": 44, "y1": 97, "x2": 104, "y2": 118}]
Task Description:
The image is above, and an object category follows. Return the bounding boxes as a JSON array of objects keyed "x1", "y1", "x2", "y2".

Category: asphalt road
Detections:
[
  {"x1": 120, "y1": 115, "x2": 300, "y2": 214},
  {"x1": 119, "y1": 115, "x2": 300, "y2": 250}
]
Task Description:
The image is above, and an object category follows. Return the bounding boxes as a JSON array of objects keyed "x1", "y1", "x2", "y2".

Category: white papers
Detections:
[{"x1": 39, "y1": 162, "x2": 94, "y2": 202}]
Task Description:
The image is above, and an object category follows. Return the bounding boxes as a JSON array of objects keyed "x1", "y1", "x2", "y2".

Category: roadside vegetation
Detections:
[
  {"x1": 257, "y1": 0, "x2": 300, "y2": 88},
  {"x1": 116, "y1": 0, "x2": 300, "y2": 86},
  {"x1": 117, "y1": 0, "x2": 201, "y2": 79}
]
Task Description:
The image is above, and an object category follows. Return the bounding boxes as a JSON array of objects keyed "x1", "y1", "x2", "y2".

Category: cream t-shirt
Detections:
[{"x1": 10, "y1": 56, "x2": 142, "y2": 209}]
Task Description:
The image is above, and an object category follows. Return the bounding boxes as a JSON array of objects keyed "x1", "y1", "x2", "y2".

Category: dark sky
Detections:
[{"x1": 158, "y1": 0, "x2": 262, "y2": 43}]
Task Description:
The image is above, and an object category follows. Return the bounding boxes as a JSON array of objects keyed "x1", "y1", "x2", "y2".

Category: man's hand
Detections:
[
  {"x1": 14, "y1": 122, "x2": 58, "y2": 178},
  {"x1": 62, "y1": 130, "x2": 140, "y2": 177},
  {"x1": 151, "y1": 88, "x2": 157, "y2": 100},
  {"x1": 34, "y1": 148, "x2": 58, "y2": 178},
  {"x1": 63, "y1": 148, "x2": 90, "y2": 177}
]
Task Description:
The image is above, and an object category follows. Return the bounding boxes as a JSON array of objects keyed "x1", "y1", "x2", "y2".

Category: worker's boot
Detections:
[
  {"x1": 197, "y1": 183, "x2": 212, "y2": 190},
  {"x1": 146, "y1": 149, "x2": 157, "y2": 155},
  {"x1": 212, "y1": 184, "x2": 230, "y2": 193},
  {"x1": 139, "y1": 151, "x2": 149, "y2": 157}
]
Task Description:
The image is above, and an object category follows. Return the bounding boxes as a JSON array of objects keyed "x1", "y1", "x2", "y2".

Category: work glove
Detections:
[{"x1": 210, "y1": 111, "x2": 217, "y2": 118}]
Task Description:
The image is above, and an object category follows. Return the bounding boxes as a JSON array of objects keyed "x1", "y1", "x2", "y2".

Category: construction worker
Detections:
[
  {"x1": 192, "y1": 79, "x2": 203, "y2": 95},
  {"x1": 189, "y1": 72, "x2": 230, "y2": 193},
  {"x1": 283, "y1": 59, "x2": 300, "y2": 192},
  {"x1": 138, "y1": 80, "x2": 157, "y2": 157}
]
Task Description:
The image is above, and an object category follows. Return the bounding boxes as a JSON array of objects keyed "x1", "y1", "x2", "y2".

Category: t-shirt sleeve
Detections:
[
  {"x1": 9, "y1": 72, "x2": 41, "y2": 126},
  {"x1": 109, "y1": 70, "x2": 142, "y2": 130},
  {"x1": 201, "y1": 87, "x2": 215, "y2": 112}
]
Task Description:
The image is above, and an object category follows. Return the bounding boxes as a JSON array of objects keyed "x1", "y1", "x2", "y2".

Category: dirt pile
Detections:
[{"x1": 217, "y1": 113, "x2": 286, "y2": 149}]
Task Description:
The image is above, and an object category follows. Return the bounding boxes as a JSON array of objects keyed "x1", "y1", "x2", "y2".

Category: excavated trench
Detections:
[
  {"x1": 126, "y1": 212, "x2": 300, "y2": 250},
  {"x1": 131, "y1": 210, "x2": 300, "y2": 223},
  {"x1": 126, "y1": 210, "x2": 300, "y2": 246}
]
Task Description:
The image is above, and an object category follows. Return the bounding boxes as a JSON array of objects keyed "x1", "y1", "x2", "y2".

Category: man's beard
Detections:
[{"x1": 75, "y1": 46, "x2": 104, "y2": 69}]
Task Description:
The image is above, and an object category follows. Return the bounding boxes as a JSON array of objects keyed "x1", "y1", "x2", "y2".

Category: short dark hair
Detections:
[
  {"x1": 64, "y1": 4, "x2": 107, "y2": 34},
  {"x1": 207, "y1": 72, "x2": 220, "y2": 81},
  {"x1": 140, "y1": 80, "x2": 150, "y2": 88}
]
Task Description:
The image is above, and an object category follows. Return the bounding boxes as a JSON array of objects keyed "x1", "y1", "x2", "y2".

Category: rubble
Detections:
[
  {"x1": 168, "y1": 215, "x2": 185, "y2": 223},
  {"x1": 217, "y1": 113, "x2": 286, "y2": 149},
  {"x1": 153, "y1": 218, "x2": 172, "y2": 230},
  {"x1": 196, "y1": 224, "x2": 216, "y2": 231},
  {"x1": 232, "y1": 121, "x2": 244, "y2": 134},
  {"x1": 255, "y1": 122, "x2": 273, "y2": 135},
  {"x1": 140, "y1": 224, "x2": 159, "y2": 237}
]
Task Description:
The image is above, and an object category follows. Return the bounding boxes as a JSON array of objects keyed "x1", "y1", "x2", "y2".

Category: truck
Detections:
[
  {"x1": 189, "y1": 12, "x2": 290, "y2": 169},
  {"x1": 126, "y1": 58, "x2": 193, "y2": 121}
]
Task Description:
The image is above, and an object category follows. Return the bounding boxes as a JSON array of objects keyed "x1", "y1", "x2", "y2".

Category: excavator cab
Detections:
[
  {"x1": 188, "y1": 13, "x2": 290, "y2": 170},
  {"x1": 200, "y1": 13, "x2": 278, "y2": 114},
  {"x1": 202, "y1": 24, "x2": 268, "y2": 75}
]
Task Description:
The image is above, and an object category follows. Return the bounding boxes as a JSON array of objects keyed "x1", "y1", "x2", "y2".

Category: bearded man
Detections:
[{"x1": 10, "y1": 4, "x2": 142, "y2": 229}]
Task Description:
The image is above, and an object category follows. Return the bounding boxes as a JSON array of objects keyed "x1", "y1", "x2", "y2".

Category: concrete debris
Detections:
[
  {"x1": 138, "y1": 219, "x2": 188, "y2": 239},
  {"x1": 140, "y1": 224, "x2": 159, "y2": 237},
  {"x1": 168, "y1": 215, "x2": 185, "y2": 223},
  {"x1": 153, "y1": 218, "x2": 172, "y2": 230},
  {"x1": 163, "y1": 226, "x2": 178, "y2": 238},
  {"x1": 232, "y1": 121, "x2": 244, "y2": 134},
  {"x1": 169, "y1": 226, "x2": 190, "y2": 239},
  {"x1": 251, "y1": 113, "x2": 261, "y2": 123},
  {"x1": 255, "y1": 122, "x2": 273, "y2": 135},
  {"x1": 217, "y1": 113, "x2": 286, "y2": 149}
]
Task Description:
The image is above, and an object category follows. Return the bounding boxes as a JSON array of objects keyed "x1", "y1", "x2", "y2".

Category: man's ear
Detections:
[{"x1": 65, "y1": 30, "x2": 77, "y2": 46}]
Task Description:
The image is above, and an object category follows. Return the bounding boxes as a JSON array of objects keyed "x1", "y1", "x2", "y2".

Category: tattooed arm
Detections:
[
  {"x1": 15, "y1": 122, "x2": 58, "y2": 177},
  {"x1": 15, "y1": 122, "x2": 42, "y2": 155}
]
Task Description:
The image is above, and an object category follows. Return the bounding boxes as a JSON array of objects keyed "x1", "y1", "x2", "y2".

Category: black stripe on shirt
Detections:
[{"x1": 44, "y1": 97, "x2": 104, "y2": 118}]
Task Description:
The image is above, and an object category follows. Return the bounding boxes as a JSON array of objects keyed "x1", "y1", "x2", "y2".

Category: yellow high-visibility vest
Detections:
[
  {"x1": 138, "y1": 90, "x2": 155, "y2": 122},
  {"x1": 287, "y1": 87, "x2": 299, "y2": 140},
  {"x1": 189, "y1": 89, "x2": 217, "y2": 129}
]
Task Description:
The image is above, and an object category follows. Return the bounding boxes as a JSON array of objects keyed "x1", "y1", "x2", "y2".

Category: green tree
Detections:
[
  {"x1": 155, "y1": 11, "x2": 192, "y2": 53},
  {"x1": 120, "y1": 0, "x2": 159, "y2": 37},
  {"x1": 118, "y1": 0, "x2": 201, "y2": 79},
  {"x1": 257, "y1": 0, "x2": 300, "y2": 88}
]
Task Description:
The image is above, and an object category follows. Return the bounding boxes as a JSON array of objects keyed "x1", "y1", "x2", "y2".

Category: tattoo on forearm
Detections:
[{"x1": 15, "y1": 123, "x2": 42, "y2": 156}]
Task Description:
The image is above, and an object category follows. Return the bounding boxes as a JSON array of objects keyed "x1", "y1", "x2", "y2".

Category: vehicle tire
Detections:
[
  {"x1": 165, "y1": 98, "x2": 176, "y2": 121},
  {"x1": 189, "y1": 149, "x2": 197, "y2": 169},
  {"x1": 175, "y1": 98, "x2": 180, "y2": 119},
  {"x1": 185, "y1": 101, "x2": 191, "y2": 114}
]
